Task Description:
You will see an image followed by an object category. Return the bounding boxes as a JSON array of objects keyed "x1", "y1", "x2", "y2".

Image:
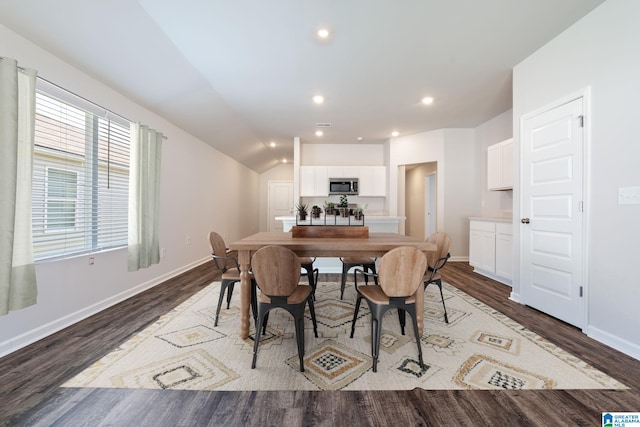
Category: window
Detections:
[
  {"x1": 45, "y1": 167, "x2": 78, "y2": 230},
  {"x1": 32, "y1": 80, "x2": 131, "y2": 260}
]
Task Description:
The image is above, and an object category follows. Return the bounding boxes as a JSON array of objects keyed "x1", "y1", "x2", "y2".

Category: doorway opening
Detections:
[{"x1": 404, "y1": 162, "x2": 437, "y2": 240}]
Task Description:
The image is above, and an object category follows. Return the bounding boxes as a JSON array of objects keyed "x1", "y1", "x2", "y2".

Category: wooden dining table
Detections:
[{"x1": 229, "y1": 231, "x2": 437, "y2": 339}]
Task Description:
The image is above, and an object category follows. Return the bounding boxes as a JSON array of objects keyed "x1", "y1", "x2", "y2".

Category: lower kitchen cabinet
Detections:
[{"x1": 469, "y1": 219, "x2": 512, "y2": 285}]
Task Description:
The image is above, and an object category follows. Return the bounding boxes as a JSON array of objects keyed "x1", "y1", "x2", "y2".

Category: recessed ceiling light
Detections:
[
  {"x1": 421, "y1": 96, "x2": 434, "y2": 105},
  {"x1": 357, "y1": 136, "x2": 363, "y2": 141},
  {"x1": 270, "y1": 141, "x2": 276, "y2": 147},
  {"x1": 282, "y1": 158, "x2": 287, "y2": 163},
  {"x1": 317, "y1": 28, "x2": 330, "y2": 39},
  {"x1": 315, "y1": 130, "x2": 323, "y2": 137},
  {"x1": 391, "y1": 131, "x2": 399, "y2": 137},
  {"x1": 313, "y1": 95, "x2": 324, "y2": 104}
]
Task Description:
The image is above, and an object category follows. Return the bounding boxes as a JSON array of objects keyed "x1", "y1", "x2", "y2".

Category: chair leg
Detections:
[
  {"x1": 214, "y1": 280, "x2": 233, "y2": 327},
  {"x1": 397, "y1": 309, "x2": 406, "y2": 335},
  {"x1": 370, "y1": 306, "x2": 383, "y2": 373},
  {"x1": 226, "y1": 283, "x2": 234, "y2": 309},
  {"x1": 307, "y1": 296, "x2": 318, "y2": 338},
  {"x1": 425, "y1": 279, "x2": 449, "y2": 323},
  {"x1": 340, "y1": 263, "x2": 349, "y2": 300},
  {"x1": 251, "y1": 304, "x2": 268, "y2": 369},
  {"x1": 262, "y1": 312, "x2": 269, "y2": 335},
  {"x1": 436, "y1": 279, "x2": 449, "y2": 324},
  {"x1": 350, "y1": 294, "x2": 363, "y2": 338},
  {"x1": 408, "y1": 306, "x2": 425, "y2": 370},
  {"x1": 292, "y1": 305, "x2": 306, "y2": 372}
]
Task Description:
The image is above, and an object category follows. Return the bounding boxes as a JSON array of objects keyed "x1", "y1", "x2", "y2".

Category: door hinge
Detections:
[
  {"x1": 578, "y1": 115, "x2": 584, "y2": 127},
  {"x1": 579, "y1": 286, "x2": 583, "y2": 297},
  {"x1": 579, "y1": 201, "x2": 584, "y2": 212}
]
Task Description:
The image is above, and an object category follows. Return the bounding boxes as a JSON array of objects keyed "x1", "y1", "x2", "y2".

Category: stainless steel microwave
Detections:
[{"x1": 329, "y1": 178, "x2": 359, "y2": 195}]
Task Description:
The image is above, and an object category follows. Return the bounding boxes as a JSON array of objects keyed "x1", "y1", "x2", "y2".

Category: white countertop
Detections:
[
  {"x1": 469, "y1": 216, "x2": 512, "y2": 223},
  {"x1": 276, "y1": 215, "x2": 404, "y2": 222}
]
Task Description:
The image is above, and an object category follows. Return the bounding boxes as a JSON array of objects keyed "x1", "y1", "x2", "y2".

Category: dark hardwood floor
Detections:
[{"x1": 1, "y1": 260, "x2": 638, "y2": 426}]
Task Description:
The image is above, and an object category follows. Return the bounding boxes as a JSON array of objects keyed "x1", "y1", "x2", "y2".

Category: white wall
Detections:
[
  {"x1": 512, "y1": 0, "x2": 640, "y2": 358},
  {"x1": 389, "y1": 129, "x2": 479, "y2": 260},
  {"x1": 0, "y1": 24, "x2": 260, "y2": 356}
]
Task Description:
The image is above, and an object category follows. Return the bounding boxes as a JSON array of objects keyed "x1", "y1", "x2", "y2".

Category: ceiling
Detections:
[{"x1": 0, "y1": 0, "x2": 604, "y2": 173}]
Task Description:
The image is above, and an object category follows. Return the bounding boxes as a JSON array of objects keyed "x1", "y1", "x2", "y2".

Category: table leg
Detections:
[
  {"x1": 238, "y1": 249, "x2": 251, "y2": 339},
  {"x1": 415, "y1": 281, "x2": 424, "y2": 337}
]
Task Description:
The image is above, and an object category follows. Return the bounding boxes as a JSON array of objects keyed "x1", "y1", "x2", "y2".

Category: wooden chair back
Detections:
[
  {"x1": 208, "y1": 231, "x2": 235, "y2": 271},
  {"x1": 251, "y1": 245, "x2": 301, "y2": 297},
  {"x1": 425, "y1": 232, "x2": 451, "y2": 269},
  {"x1": 377, "y1": 246, "x2": 427, "y2": 297}
]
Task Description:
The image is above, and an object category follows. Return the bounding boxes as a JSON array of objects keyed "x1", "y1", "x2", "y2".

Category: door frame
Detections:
[
  {"x1": 518, "y1": 87, "x2": 591, "y2": 332},
  {"x1": 424, "y1": 173, "x2": 436, "y2": 238}
]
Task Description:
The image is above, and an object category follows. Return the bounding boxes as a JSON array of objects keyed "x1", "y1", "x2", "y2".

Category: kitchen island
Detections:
[{"x1": 276, "y1": 215, "x2": 404, "y2": 272}]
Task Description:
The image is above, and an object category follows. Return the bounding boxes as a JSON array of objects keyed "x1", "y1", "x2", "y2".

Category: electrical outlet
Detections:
[
  {"x1": 618, "y1": 186, "x2": 640, "y2": 205},
  {"x1": 161, "y1": 248, "x2": 166, "y2": 258},
  {"x1": 186, "y1": 236, "x2": 192, "y2": 246},
  {"x1": 89, "y1": 256, "x2": 95, "y2": 265}
]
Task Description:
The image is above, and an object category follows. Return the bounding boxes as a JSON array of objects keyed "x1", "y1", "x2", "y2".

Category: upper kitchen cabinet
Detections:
[
  {"x1": 326, "y1": 166, "x2": 359, "y2": 179},
  {"x1": 300, "y1": 166, "x2": 328, "y2": 197},
  {"x1": 487, "y1": 138, "x2": 513, "y2": 190},
  {"x1": 358, "y1": 166, "x2": 387, "y2": 196}
]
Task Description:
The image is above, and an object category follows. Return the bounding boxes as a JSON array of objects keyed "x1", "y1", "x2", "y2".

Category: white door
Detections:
[
  {"x1": 521, "y1": 97, "x2": 585, "y2": 328},
  {"x1": 268, "y1": 181, "x2": 293, "y2": 232}
]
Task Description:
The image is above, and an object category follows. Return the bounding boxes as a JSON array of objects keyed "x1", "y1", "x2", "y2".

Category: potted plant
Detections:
[
  {"x1": 311, "y1": 205, "x2": 322, "y2": 218},
  {"x1": 338, "y1": 195, "x2": 350, "y2": 217},
  {"x1": 324, "y1": 201, "x2": 336, "y2": 216},
  {"x1": 353, "y1": 207, "x2": 364, "y2": 220},
  {"x1": 295, "y1": 201, "x2": 308, "y2": 220}
]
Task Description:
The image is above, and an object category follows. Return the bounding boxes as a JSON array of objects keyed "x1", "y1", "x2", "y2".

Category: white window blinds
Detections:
[{"x1": 32, "y1": 80, "x2": 131, "y2": 260}]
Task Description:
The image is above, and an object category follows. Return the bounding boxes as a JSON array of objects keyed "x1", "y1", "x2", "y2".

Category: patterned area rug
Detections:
[{"x1": 63, "y1": 281, "x2": 626, "y2": 391}]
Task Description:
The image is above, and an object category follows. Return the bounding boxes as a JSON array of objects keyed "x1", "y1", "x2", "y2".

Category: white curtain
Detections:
[
  {"x1": 128, "y1": 123, "x2": 163, "y2": 271},
  {"x1": 0, "y1": 57, "x2": 38, "y2": 315}
]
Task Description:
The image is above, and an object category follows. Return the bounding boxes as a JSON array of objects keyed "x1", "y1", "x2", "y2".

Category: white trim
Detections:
[
  {"x1": 587, "y1": 326, "x2": 640, "y2": 361},
  {"x1": 0, "y1": 256, "x2": 210, "y2": 358}
]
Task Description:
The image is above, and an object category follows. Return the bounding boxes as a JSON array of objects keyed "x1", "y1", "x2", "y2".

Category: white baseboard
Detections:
[
  {"x1": 470, "y1": 266, "x2": 512, "y2": 287},
  {"x1": 587, "y1": 325, "x2": 640, "y2": 361},
  {"x1": 509, "y1": 292, "x2": 522, "y2": 303},
  {"x1": 0, "y1": 256, "x2": 210, "y2": 358}
]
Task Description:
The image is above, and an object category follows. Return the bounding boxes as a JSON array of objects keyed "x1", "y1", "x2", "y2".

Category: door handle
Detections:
[{"x1": 521, "y1": 218, "x2": 530, "y2": 224}]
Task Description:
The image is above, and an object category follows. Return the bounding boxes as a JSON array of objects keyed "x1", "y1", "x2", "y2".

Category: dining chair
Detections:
[
  {"x1": 349, "y1": 246, "x2": 427, "y2": 372},
  {"x1": 299, "y1": 257, "x2": 319, "y2": 299},
  {"x1": 339, "y1": 256, "x2": 378, "y2": 300},
  {"x1": 423, "y1": 232, "x2": 451, "y2": 323},
  {"x1": 251, "y1": 245, "x2": 318, "y2": 372},
  {"x1": 208, "y1": 231, "x2": 257, "y2": 327}
]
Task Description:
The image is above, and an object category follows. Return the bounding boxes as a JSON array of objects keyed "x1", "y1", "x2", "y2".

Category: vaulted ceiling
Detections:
[{"x1": 0, "y1": 0, "x2": 604, "y2": 173}]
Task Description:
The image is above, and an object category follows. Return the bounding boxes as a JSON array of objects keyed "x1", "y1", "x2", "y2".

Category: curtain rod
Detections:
[
  {"x1": 3, "y1": 56, "x2": 167, "y2": 140},
  {"x1": 38, "y1": 75, "x2": 168, "y2": 141}
]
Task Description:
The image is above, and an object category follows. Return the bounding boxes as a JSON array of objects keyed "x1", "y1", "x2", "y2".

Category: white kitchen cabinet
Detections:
[
  {"x1": 358, "y1": 166, "x2": 386, "y2": 196},
  {"x1": 327, "y1": 166, "x2": 359, "y2": 179},
  {"x1": 300, "y1": 166, "x2": 328, "y2": 197},
  {"x1": 488, "y1": 138, "x2": 513, "y2": 190},
  {"x1": 469, "y1": 219, "x2": 512, "y2": 285},
  {"x1": 469, "y1": 221, "x2": 496, "y2": 273},
  {"x1": 495, "y1": 223, "x2": 513, "y2": 280}
]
